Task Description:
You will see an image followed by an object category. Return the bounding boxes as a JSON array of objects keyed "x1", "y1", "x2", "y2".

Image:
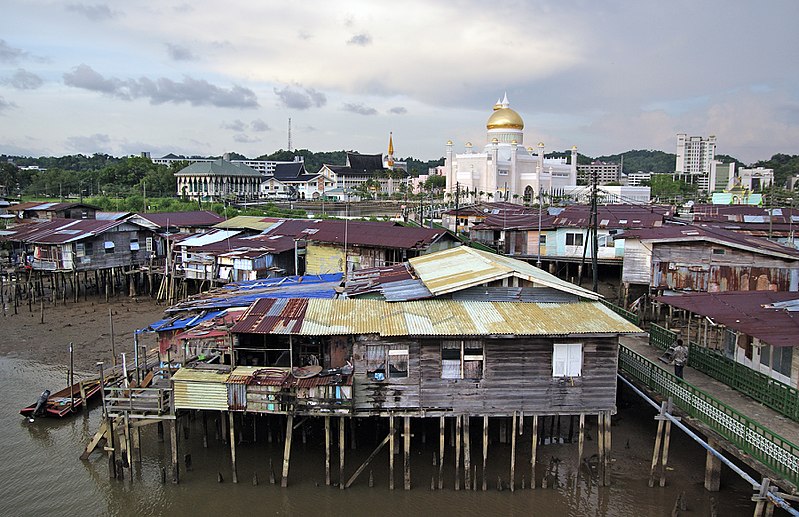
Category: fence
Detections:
[
  {"x1": 600, "y1": 299, "x2": 639, "y2": 326},
  {"x1": 619, "y1": 345, "x2": 799, "y2": 489},
  {"x1": 649, "y1": 323, "x2": 799, "y2": 423}
]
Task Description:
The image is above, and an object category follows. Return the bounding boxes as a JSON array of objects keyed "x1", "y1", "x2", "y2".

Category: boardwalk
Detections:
[{"x1": 621, "y1": 333, "x2": 799, "y2": 493}]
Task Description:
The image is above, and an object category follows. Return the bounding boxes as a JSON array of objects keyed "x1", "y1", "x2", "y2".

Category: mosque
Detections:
[{"x1": 443, "y1": 94, "x2": 577, "y2": 202}]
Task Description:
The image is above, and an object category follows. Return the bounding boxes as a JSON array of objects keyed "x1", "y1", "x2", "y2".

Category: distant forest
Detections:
[{"x1": 2, "y1": 148, "x2": 798, "y2": 200}]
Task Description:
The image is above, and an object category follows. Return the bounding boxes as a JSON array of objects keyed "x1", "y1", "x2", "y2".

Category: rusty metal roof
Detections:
[
  {"x1": 624, "y1": 224, "x2": 799, "y2": 260},
  {"x1": 172, "y1": 366, "x2": 232, "y2": 383},
  {"x1": 304, "y1": 220, "x2": 453, "y2": 249},
  {"x1": 655, "y1": 291, "x2": 799, "y2": 348},
  {"x1": 231, "y1": 297, "x2": 640, "y2": 337},
  {"x1": 0, "y1": 218, "x2": 147, "y2": 244},
  {"x1": 133, "y1": 210, "x2": 224, "y2": 229},
  {"x1": 408, "y1": 246, "x2": 600, "y2": 300}
]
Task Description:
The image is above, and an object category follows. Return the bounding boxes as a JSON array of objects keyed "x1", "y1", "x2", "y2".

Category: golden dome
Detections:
[{"x1": 486, "y1": 107, "x2": 524, "y2": 130}]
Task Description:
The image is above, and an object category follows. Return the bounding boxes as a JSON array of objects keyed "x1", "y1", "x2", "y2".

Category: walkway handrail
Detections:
[
  {"x1": 649, "y1": 323, "x2": 799, "y2": 424},
  {"x1": 619, "y1": 345, "x2": 799, "y2": 489},
  {"x1": 600, "y1": 299, "x2": 639, "y2": 326}
]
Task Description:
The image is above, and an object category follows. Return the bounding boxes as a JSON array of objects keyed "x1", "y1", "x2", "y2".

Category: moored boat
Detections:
[{"x1": 20, "y1": 379, "x2": 103, "y2": 419}]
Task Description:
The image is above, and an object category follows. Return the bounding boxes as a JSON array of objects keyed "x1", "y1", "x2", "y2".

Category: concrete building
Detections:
[
  {"x1": 175, "y1": 158, "x2": 263, "y2": 201},
  {"x1": 675, "y1": 134, "x2": 717, "y2": 190},
  {"x1": 577, "y1": 162, "x2": 621, "y2": 185}
]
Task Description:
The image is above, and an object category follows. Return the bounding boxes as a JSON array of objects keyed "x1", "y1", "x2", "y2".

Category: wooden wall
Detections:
[{"x1": 351, "y1": 334, "x2": 619, "y2": 416}]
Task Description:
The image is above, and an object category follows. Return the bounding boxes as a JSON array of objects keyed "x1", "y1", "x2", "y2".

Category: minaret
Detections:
[
  {"x1": 537, "y1": 142, "x2": 545, "y2": 196},
  {"x1": 445, "y1": 140, "x2": 454, "y2": 193},
  {"x1": 570, "y1": 145, "x2": 578, "y2": 185},
  {"x1": 386, "y1": 132, "x2": 395, "y2": 168}
]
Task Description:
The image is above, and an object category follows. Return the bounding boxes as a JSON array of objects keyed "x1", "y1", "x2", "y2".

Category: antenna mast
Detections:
[{"x1": 288, "y1": 117, "x2": 292, "y2": 152}]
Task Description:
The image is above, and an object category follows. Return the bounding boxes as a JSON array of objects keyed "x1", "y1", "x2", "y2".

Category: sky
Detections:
[{"x1": 1, "y1": 1, "x2": 798, "y2": 164}]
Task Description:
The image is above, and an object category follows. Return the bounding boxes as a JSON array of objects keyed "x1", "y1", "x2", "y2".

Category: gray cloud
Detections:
[
  {"x1": 342, "y1": 102, "x2": 377, "y2": 115},
  {"x1": 0, "y1": 40, "x2": 27, "y2": 63},
  {"x1": 222, "y1": 119, "x2": 246, "y2": 132},
  {"x1": 251, "y1": 119, "x2": 270, "y2": 132},
  {"x1": 297, "y1": 31, "x2": 312, "y2": 40},
  {"x1": 347, "y1": 33, "x2": 372, "y2": 46},
  {"x1": 388, "y1": 106, "x2": 407, "y2": 115},
  {"x1": 65, "y1": 133, "x2": 112, "y2": 153},
  {"x1": 66, "y1": 3, "x2": 117, "y2": 21},
  {"x1": 274, "y1": 85, "x2": 326, "y2": 110},
  {"x1": 0, "y1": 96, "x2": 16, "y2": 114},
  {"x1": 233, "y1": 134, "x2": 261, "y2": 144},
  {"x1": 166, "y1": 43, "x2": 197, "y2": 61},
  {"x1": 63, "y1": 64, "x2": 259, "y2": 108},
  {"x1": 4, "y1": 69, "x2": 43, "y2": 90}
]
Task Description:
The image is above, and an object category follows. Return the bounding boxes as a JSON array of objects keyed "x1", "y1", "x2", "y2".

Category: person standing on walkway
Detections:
[{"x1": 672, "y1": 339, "x2": 688, "y2": 379}]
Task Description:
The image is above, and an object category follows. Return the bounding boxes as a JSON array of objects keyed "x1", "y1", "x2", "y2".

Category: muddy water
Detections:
[{"x1": 0, "y1": 357, "x2": 758, "y2": 516}]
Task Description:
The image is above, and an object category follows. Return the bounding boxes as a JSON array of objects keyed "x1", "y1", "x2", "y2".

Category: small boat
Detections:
[{"x1": 20, "y1": 379, "x2": 103, "y2": 419}]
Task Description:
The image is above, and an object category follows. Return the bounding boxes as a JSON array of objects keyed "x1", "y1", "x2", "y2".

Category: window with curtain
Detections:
[
  {"x1": 366, "y1": 344, "x2": 408, "y2": 379},
  {"x1": 441, "y1": 340, "x2": 484, "y2": 379},
  {"x1": 553, "y1": 343, "x2": 583, "y2": 377}
]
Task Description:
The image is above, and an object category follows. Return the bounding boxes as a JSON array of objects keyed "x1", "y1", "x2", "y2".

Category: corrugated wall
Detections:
[
  {"x1": 305, "y1": 243, "x2": 344, "y2": 275},
  {"x1": 173, "y1": 381, "x2": 229, "y2": 411}
]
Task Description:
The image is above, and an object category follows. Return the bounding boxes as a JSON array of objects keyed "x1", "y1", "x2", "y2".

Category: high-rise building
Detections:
[{"x1": 675, "y1": 134, "x2": 716, "y2": 190}]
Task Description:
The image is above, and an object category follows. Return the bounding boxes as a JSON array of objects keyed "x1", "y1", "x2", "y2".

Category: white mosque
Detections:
[{"x1": 443, "y1": 94, "x2": 577, "y2": 203}]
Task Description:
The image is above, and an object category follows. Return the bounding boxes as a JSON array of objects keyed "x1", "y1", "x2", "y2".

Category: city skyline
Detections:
[{"x1": 1, "y1": 1, "x2": 798, "y2": 164}]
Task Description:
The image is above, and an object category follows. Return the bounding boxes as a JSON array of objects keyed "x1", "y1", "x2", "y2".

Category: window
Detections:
[
  {"x1": 760, "y1": 345, "x2": 793, "y2": 377},
  {"x1": 712, "y1": 248, "x2": 726, "y2": 255},
  {"x1": 130, "y1": 238, "x2": 140, "y2": 251},
  {"x1": 565, "y1": 232, "x2": 584, "y2": 247},
  {"x1": 366, "y1": 344, "x2": 408, "y2": 379},
  {"x1": 104, "y1": 241, "x2": 115, "y2": 254},
  {"x1": 553, "y1": 343, "x2": 582, "y2": 377},
  {"x1": 75, "y1": 243, "x2": 86, "y2": 257},
  {"x1": 539, "y1": 234, "x2": 546, "y2": 244},
  {"x1": 441, "y1": 340, "x2": 484, "y2": 379}
]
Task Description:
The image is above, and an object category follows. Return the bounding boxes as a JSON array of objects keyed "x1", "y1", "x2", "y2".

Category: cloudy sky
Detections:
[{"x1": 1, "y1": 1, "x2": 798, "y2": 164}]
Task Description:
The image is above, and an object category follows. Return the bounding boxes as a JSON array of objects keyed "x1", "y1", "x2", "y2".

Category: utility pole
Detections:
[
  {"x1": 455, "y1": 182, "x2": 460, "y2": 235},
  {"x1": 590, "y1": 168, "x2": 599, "y2": 293}
]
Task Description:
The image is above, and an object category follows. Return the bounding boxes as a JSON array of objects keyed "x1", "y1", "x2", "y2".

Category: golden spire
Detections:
[{"x1": 387, "y1": 132, "x2": 395, "y2": 167}]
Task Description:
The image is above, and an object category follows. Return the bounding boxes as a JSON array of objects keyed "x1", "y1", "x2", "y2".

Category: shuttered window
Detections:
[{"x1": 553, "y1": 343, "x2": 582, "y2": 377}]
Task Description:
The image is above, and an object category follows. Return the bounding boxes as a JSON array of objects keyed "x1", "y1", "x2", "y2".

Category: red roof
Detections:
[
  {"x1": 230, "y1": 298, "x2": 309, "y2": 334},
  {"x1": 554, "y1": 204, "x2": 671, "y2": 229},
  {"x1": 304, "y1": 220, "x2": 450, "y2": 249},
  {"x1": 655, "y1": 291, "x2": 799, "y2": 348},
  {"x1": 623, "y1": 224, "x2": 799, "y2": 260},
  {"x1": 0, "y1": 218, "x2": 142, "y2": 244},
  {"x1": 137, "y1": 211, "x2": 224, "y2": 228}
]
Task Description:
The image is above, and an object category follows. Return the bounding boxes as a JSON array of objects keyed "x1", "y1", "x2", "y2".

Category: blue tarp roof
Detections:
[{"x1": 139, "y1": 310, "x2": 225, "y2": 334}]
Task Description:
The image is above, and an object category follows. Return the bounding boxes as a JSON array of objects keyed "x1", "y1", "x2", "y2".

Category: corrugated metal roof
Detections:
[
  {"x1": 408, "y1": 246, "x2": 600, "y2": 300},
  {"x1": 172, "y1": 367, "x2": 232, "y2": 383},
  {"x1": 0, "y1": 218, "x2": 146, "y2": 244},
  {"x1": 232, "y1": 298, "x2": 641, "y2": 337},
  {"x1": 133, "y1": 211, "x2": 225, "y2": 229},
  {"x1": 304, "y1": 220, "x2": 452, "y2": 249},
  {"x1": 656, "y1": 291, "x2": 799, "y2": 348},
  {"x1": 178, "y1": 229, "x2": 241, "y2": 247},
  {"x1": 214, "y1": 216, "x2": 282, "y2": 231}
]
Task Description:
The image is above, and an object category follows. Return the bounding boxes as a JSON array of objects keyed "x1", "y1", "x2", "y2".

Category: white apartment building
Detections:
[
  {"x1": 577, "y1": 162, "x2": 620, "y2": 185},
  {"x1": 675, "y1": 134, "x2": 716, "y2": 190}
]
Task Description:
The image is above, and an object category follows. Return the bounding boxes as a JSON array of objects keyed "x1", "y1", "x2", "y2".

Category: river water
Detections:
[{"x1": 0, "y1": 356, "x2": 759, "y2": 516}]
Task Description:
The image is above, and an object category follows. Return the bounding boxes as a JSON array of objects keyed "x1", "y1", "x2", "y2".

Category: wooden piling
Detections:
[
  {"x1": 437, "y1": 416, "x2": 445, "y2": 490},
  {"x1": 531, "y1": 414, "x2": 538, "y2": 489},
  {"x1": 482, "y1": 415, "x2": 488, "y2": 491},
  {"x1": 339, "y1": 417, "x2": 345, "y2": 490},
  {"x1": 578, "y1": 413, "x2": 585, "y2": 465},
  {"x1": 325, "y1": 416, "x2": 331, "y2": 486},
  {"x1": 404, "y1": 416, "x2": 411, "y2": 490},
  {"x1": 202, "y1": 411, "x2": 208, "y2": 448},
  {"x1": 455, "y1": 415, "x2": 461, "y2": 490},
  {"x1": 281, "y1": 414, "x2": 294, "y2": 487},
  {"x1": 389, "y1": 415, "x2": 395, "y2": 490},
  {"x1": 229, "y1": 412, "x2": 238, "y2": 483},
  {"x1": 704, "y1": 437, "x2": 721, "y2": 492},
  {"x1": 604, "y1": 411, "x2": 612, "y2": 487},
  {"x1": 510, "y1": 411, "x2": 517, "y2": 492},
  {"x1": 170, "y1": 419, "x2": 179, "y2": 484},
  {"x1": 659, "y1": 418, "x2": 672, "y2": 488},
  {"x1": 463, "y1": 415, "x2": 471, "y2": 490}
]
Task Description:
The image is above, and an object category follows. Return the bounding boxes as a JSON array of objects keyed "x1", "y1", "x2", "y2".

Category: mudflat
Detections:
[{"x1": 2, "y1": 295, "x2": 165, "y2": 372}]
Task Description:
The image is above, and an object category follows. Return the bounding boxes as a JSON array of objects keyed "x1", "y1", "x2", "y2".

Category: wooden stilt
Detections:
[
  {"x1": 170, "y1": 419, "x2": 179, "y2": 484},
  {"x1": 389, "y1": 415, "x2": 395, "y2": 490},
  {"x1": 325, "y1": 416, "x2": 331, "y2": 486},
  {"x1": 463, "y1": 415, "x2": 471, "y2": 490},
  {"x1": 578, "y1": 413, "x2": 585, "y2": 465},
  {"x1": 202, "y1": 411, "x2": 208, "y2": 448},
  {"x1": 404, "y1": 416, "x2": 411, "y2": 490},
  {"x1": 455, "y1": 415, "x2": 461, "y2": 490},
  {"x1": 229, "y1": 412, "x2": 238, "y2": 483},
  {"x1": 482, "y1": 415, "x2": 489, "y2": 491},
  {"x1": 704, "y1": 437, "x2": 722, "y2": 492},
  {"x1": 531, "y1": 414, "x2": 538, "y2": 489},
  {"x1": 345, "y1": 428, "x2": 393, "y2": 489},
  {"x1": 438, "y1": 416, "x2": 444, "y2": 490},
  {"x1": 510, "y1": 411, "x2": 517, "y2": 492},
  {"x1": 339, "y1": 417, "x2": 345, "y2": 490},
  {"x1": 648, "y1": 415, "x2": 665, "y2": 488},
  {"x1": 281, "y1": 414, "x2": 294, "y2": 487},
  {"x1": 659, "y1": 418, "x2": 672, "y2": 488},
  {"x1": 604, "y1": 411, "x2": 612, "y2": 487}
]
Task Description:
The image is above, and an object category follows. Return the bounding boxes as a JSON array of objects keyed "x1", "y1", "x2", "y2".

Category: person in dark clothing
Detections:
[{"x1": 672, "y1": 339, "x2": 688, "y2": 379}]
